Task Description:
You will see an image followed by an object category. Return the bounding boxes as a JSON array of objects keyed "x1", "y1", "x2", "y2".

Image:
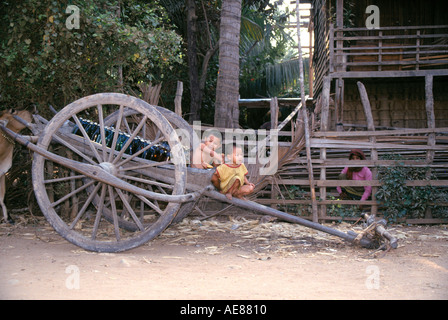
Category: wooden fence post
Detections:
[
  {"x1": 296, "y1": 0, "x2": 318, "y2": 222},
  {"x1": 270, "y1": 97, "x2": 279, "y2": 129},
  {"x1": 425, "y1": 74, "x2": 435, "y2": 219},
  {"x1": 174, "y1": 81, "x2": 183, "y2": 117},
  {"x1": 357, "y1": 81, "x2": 378, "y2": 215},
  {"x1": 320, "y1": 76, "x2": 331, "y2": 219}
]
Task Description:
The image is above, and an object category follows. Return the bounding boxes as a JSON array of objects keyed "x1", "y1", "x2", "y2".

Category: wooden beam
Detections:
[
  {"x1": 319, "y1": 76, "x2": 331, "y2": 221},
  {"x1": 330, "y1": 69, "x2": 448, "y2": 79},
  {"x1": 309, "y1": 138, "x2": 447, "y2": 150},
  {"x1": 336, "y1": 0, "x2": 344, "y2": 73},
  {"x1": 425, "y1": 74, "x2": 436, "y2": 219},
  {"x1": 335, "y1": 78, "x2": 344, "y2": 131},
  {"x1": 313, "y1": 127, "x2": 448, "y2": 137},
  {"x1": 270, "y1": 97, "x2": 279, "y2": 129},
  {"x1": 174, "y1": 81, "x2": 183, "y2": 117},
  {"x1": 425, "y1": 75, "x2": 436, "y2": 163},
  {"x1": 357, "y1": 83, "x2": 378, "y2": 219},
  {"x1": 275, "y1": 179, "x2": 448, "y2": 187},
  {"x1": 296, "y1": 0, "x2": 318, "y2": 223},
  {"x1": 320, "y1": 77, "x2": 331, "y2": 131}
]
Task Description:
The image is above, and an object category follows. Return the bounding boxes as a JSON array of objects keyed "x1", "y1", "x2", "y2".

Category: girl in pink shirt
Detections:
[{"x1": 336, "y1": 149, "x2": 372, "y2": 201}]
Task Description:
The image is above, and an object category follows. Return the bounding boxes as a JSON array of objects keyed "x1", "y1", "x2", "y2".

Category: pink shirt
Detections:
[{"x1": 336, "y1": 167, "x2": 373, "y2": 201}]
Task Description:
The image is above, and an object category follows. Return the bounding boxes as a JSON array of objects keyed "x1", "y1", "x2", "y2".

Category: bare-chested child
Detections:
[
  {"x1": 191, "y1": 133, "x2": 224, "y2": 169},
  {"x1": 211, "y1": 145, "x2": 255, "y2": 200}
]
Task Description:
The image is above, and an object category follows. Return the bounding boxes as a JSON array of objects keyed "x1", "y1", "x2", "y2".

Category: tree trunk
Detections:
[
  {"x1": 214, "y1": 0, "x2": 242, "y2": 128},
  {"x1": 186, "y1": 0, "x2": 202, "y2": 123}
]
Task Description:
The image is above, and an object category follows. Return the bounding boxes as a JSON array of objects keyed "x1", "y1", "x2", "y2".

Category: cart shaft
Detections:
[{"x1": 204, "y1": 189, "x2": 376, "y2": 249}]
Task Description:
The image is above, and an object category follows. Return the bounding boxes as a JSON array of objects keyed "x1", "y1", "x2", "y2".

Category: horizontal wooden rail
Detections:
[
  {"x1": 335, "y1": 34, "x2": 448, "y2": 42},
  {"x1": 276, "y1": 179, "x2": 448, "y2": 187},
  {"x1": 312, "y1": 128, "x2": 448, "y2": 137},
  {"x1": 329, "y1": 24, "x2": 448, "y2": 74},
  {"x1": 309, "y1": 138, "x2": 447, "y2": 150},
  {"x1": 334, "y1": 25, "x2": 448, "y2": 32}
]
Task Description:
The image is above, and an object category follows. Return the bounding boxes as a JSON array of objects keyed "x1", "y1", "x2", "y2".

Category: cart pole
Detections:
[{"x1": 204, "y1": 189, "x2": 376, "y2": 248}]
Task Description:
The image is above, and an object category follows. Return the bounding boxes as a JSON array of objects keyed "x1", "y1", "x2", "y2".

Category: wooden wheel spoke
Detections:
[
  {"x1": 68, "y1": 182, "x2": 102, "y2": 230},
  {"x1": 43, "y1": 174, "x2": 86, "y2": 184},
  {"x1": 96, "y1": 104, "x2": 108, "y2": 160},
  {"x1": 52, "y1": 133, "x2": 98, "y2": 165},
  {"x1": 115, "y1": 188, "x2": 145, "y2": 231},
  {"x1": 108, "y1": 105, "x2": 125, "y2": 163},
  {"x1": 71, "y1": 115, "x2": 103, "y2": 163},
  {"x1": 112, "y1": 115, "x2": 148, "y2": 165},
  {"x1": 91, "y1": 184, "x2": 107, "y2": 240},
  {"x1": 50, "y1": 179, "x2": 95, "y2": 208},
  {"x1": 121, "y1": 114, "x2": 132, "y2": 135},
  {"x1": 156, "y1": 185, "x2": 168, "y2": 195},
  {"x1": 120, "y1": 174, "x2": 173, "y2": 189},
  {"x1": 107, "y1": 185, "x2": 121, "y2": 241},
  {"x1": 135, "y1": 195, "x2": 164, "y2": 215},
  {"x1": 116, "y1": 136, "x2": 165, "y2": 167}
]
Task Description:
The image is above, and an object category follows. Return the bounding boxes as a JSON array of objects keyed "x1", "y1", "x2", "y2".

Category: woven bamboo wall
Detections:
[{"x1": 342, "y1": 78, "x2": 448, "y2": 129}]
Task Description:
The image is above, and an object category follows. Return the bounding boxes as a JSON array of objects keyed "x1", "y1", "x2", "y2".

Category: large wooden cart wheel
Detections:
[
  {"x1": 32, "y1": 93, "x2": 187, "y2": 252},
  {"x1": 103, "y1": 105, "x2": 200, "y2": 228}
]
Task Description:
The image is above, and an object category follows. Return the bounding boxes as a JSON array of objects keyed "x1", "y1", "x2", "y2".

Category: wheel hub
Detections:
[{"x1": 99, "y1": 162, "x2": 117, "y2": 176}]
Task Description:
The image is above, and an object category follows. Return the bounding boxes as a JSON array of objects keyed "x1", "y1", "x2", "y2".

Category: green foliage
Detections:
[
  {"x1": 327, "y1": 195, "x2": 359, "y2": 221},
  {"x1": 375, "y1": 154, "x2": 448, "y2": 223},
  {"x1": 264, "y1": 58, "x2": 310, "y2": 98},
  {"x1": 276, "y1": 185, "x2": 311, "y2": 216},
  {"x1": 239, "y1": 3, "x2": 295, "y2": 99},
  {"x1": 0, "y1": 0, "x2": 183, "y2": 113}
]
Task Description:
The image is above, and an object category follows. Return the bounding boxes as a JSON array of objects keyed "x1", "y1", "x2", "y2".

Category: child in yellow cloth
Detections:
[{"x1": 211, "y1": 145, "x2": 255, "y2": 200}]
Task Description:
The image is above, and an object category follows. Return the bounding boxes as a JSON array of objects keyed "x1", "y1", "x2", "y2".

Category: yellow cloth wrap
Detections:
[{"x1": 216, "y1": 164, "x2": 248, "y2": 193}]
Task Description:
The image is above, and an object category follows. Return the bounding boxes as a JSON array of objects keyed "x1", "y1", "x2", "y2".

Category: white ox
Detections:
[{"x1": 0, "y1": 109, "x2": 33, "y2": 223}]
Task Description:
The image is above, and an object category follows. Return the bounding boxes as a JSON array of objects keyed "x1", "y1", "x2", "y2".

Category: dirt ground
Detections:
[{"x1": 1, "y1": 213, "x2": 447, "y2": 300}]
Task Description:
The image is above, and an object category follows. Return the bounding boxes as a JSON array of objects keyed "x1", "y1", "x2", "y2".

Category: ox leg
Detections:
[{"x1": 0, "y1": 175, "x2": 14, "y2": 224}]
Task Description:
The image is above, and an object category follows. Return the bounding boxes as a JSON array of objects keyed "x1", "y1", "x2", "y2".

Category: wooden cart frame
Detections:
[{"x1": 0, "y1": 93, "x2": 397, "y2": 253}]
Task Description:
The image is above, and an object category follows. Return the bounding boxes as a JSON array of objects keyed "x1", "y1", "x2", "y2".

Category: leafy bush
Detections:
[
  {"x1": 375, "y1": 154, "x2": 448, "y2": 223},
  {"x1": 0, "y1": 0, "x2": 183, "y2": 113}
]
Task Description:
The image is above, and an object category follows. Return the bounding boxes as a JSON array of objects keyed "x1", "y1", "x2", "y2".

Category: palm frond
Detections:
[{"x1": 265, "y1": 58, "x2": 309, "y2": 97}]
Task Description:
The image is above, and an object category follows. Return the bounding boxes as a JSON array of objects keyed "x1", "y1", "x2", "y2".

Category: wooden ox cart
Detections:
[{"x1": 0, "y1": 93, "x2": 398, "y2": 253}]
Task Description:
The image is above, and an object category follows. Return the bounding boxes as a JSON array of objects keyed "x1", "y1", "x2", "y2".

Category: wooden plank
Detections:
[
  {"x1": 275, "y1": 179, "x2": 448, "y2": 187},
  {"x1": 330, "y1": 69, "x2": 448, "y2": 79},
  {"x1": 339, "y1": 59, "x2": 448, "y2": 67},
  {"x1": 425, "y1": 74, "x2": 436, "y2": 219},
  {"x1": 425, "y1": 75, "x2": 436, "y2": 162},
  {"x1": 334, "y1": 25, "x2": 448, "y2": 32},
  {"x1": 319, "y1": 76, "x2": 331, "y2": 220},
  {"x1": 296, "y1": 0, "x2": 318, "y2": 222},
  {"x1": 335, "y1": 78, "x2": 344, "y2": 130},
  {"x1": 309, "y1": 138, "x2": 447, "y2": 150},
  {"x1": 313, "y1": 159, "x2": 434, "y2": 167},
  {"x1": 357, "y1": 81, "x2": 378, "y2": 215},
  {"x1": 256, "y1": 199, "x2": 378, "y2": 205},
  {"x1": 270, "y1": 97, "x2": 278, "y2": 129},
  {"x1": 338, "y1": 50, "x2": 448, "y2": 57},
  {"x1": 335, "y1": 34, "x2": 448, "y2": 42},
  {"x1": 174, "y1": 81, "x2": 183, "y2": 117},
  {"x1": 277, "y1": 100, "x2": 304, "y2": 131},
  {"x1": 314, "y1": 127, "x2": 448, "y2": 137},
  {"x1": 320, "y1": 77, "x2": 331, "y2": 132}
]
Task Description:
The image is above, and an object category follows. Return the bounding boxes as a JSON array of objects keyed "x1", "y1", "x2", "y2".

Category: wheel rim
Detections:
[{"x1": 32, "y1": 93, "x2": 186, "y2": 252}]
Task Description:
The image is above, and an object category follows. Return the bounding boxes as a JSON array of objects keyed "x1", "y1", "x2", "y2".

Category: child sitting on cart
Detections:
[
  {"x1": 191, "y1": 132, "x2": 224, "y2": 169},
  {"x1": 211, "y1": 144, "x2": 255, "y2": 200}
]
